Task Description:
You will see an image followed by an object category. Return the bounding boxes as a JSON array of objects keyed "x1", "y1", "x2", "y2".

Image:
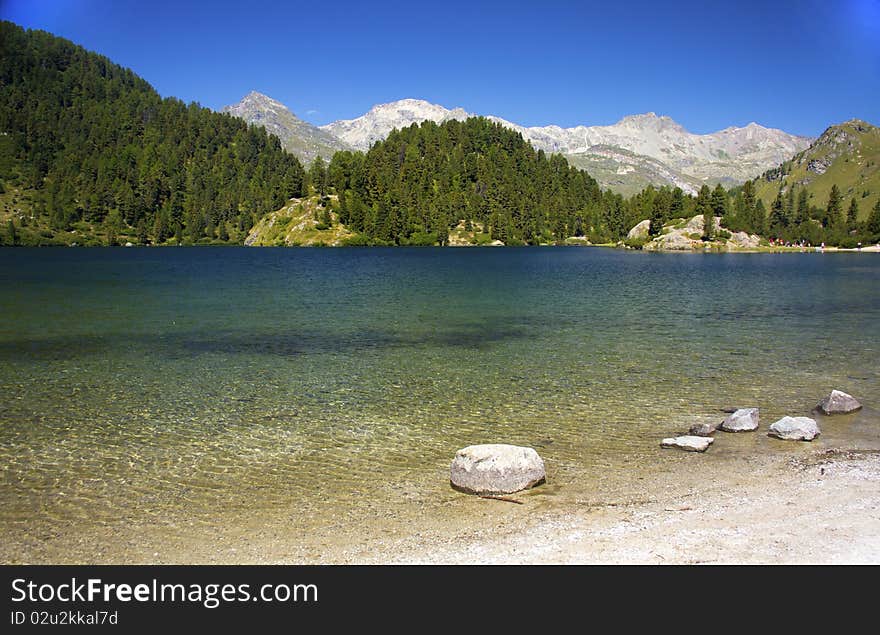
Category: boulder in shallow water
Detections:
[
  {"x1": 768, "y1": 416, "x2": 821, "y2": 441},
  {"x1": 660, "y1": 436, "x2": 714, "y2": 452},
  {"x1": 689, "y1": 420, "x2": 721, "y2": 437},
  {"x1": 719, "y1": 407, "x2": 759, "y2": 432},
  {"x1": 450, "y1": 444, "x2": 545, "y2": 495},
  {"x1": 816, "y1": 390, "x2": 862, "y2": 415}
]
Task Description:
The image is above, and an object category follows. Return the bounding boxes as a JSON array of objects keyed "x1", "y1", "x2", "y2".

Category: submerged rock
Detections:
[
  {"x1": 768, "y1": 416, "x2": 821, "y2": 441},
  {"x1": 816, "y1": 390, "x2": 862, "y2": 415},
  {"x1": 450, "y1": 444, "x2": 545, "y2": 495},
  {"x1": 719, "y1": 407, "x2": 760, "y2": 432},
  {"x1": 660, "y1": 436, "x2": 714, "y2": 452},
  {"x1": 689, "y1": 421, "x2": 721, "y2": 437}
]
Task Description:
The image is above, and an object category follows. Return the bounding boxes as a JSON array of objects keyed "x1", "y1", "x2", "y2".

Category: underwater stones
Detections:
[
  {"x1": 816, "y1": 390, "x2": 862, "y2": 415},
  {"x1": 661, "y1": 436, "x2": 714, "y2": 452},
  {"x1": 719, "y1": 407, "x2": 760, "y2": 432},
  {"x1": 689, "y1": 420, "x2": 721, "y2": 437},
  {"x1": 450, "y1": 444, "x2": 546, "y2": 495},
  {"x1": 768, "y1": 416, "x2": 821, "y2": 441}
]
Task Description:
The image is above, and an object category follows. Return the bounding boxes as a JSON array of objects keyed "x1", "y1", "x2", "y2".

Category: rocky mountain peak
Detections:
[{"x1": 221, "y1": 92, "x2": 351, "y2": 163}]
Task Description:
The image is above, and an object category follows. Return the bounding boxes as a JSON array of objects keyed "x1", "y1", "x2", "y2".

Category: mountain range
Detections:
[{"x1": 223, "y1": 93, "x2": 812, "y2": 195}]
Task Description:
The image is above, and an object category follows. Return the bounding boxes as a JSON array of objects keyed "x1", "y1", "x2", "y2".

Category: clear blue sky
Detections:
[{"x1": 3, "y1": 0, "x2": 878, "y2": 136}]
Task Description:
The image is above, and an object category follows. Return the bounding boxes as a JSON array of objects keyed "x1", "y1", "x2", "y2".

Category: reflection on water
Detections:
[{"x1": 1, "y1": 247, "x2": 878, "y2": 561}]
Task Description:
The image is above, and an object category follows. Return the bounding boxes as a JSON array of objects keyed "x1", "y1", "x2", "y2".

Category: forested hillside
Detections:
[
  {"x1": 0, "y1": 21, "x2": 304, "y2": 245},
  {"x1": 325, "y1": 118, "x2": 620, "y2": 245}
]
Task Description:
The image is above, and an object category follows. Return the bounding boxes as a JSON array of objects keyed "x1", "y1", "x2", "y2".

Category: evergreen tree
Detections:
[
  {"x1": 769, "y1": 191, "x2": 786, "y2": 237},
  {"x1": 710, "y1": 183, "x2": 727, "y2": 220},
  {"x1": 104, "y1": 209, "x2": 122, "y2": 246},
  {"x1": 670, "y1": 187, "x2": 685, "y2": 218},
  {"x1": 136, "y1": 218, "x2": 148, "y2": 245},
  {"x1": 6, "y1": 219, "x2": 16, "y2": 245},
  {"x1": 218, "y1": 220, "x2": 229, "y2": 241},
  {"x1": 846, "y1": 197, "x2": 859, "y2": 231},
  {"x1": 784, "y1": 185, "x2": 796, "y2": 227},
  {"x1": 309, "y1": 157, "x2": 328, "y2": 197},
  {"x1": 867, "y1": 199, "x2": 880, "y2": 237},
  {"x1": 752, "y1": 199, "x2": 767, "y2": 236},
  {"x1": 649, "y1": 194, "x2": 667, "y2": 237},
  {"x1": 696, "y1": 185, "x2": 713, "y2": 240},
  {"x1": 795, "y1": 189, "x2": 810, "y2": 227},
  {"x1": 826, "y1": 184, "x2": 842, "y2": 228}
]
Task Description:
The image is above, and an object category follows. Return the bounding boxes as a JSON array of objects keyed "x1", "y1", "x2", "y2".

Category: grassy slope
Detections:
[
  {"x1": 245, "y1": 195, "x2": 353, "y2": 246},
  {"x1": 754, "y1": 120, "x2": 880, "y2": 219}
]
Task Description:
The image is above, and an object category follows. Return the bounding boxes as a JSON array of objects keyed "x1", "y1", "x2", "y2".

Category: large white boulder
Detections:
[
  {"x1": 450, "y1": 444, "x2": 546, "y2": 495},
  {"x1": 768, "y1": 416, "x2": 821, "y2": 441},
  {"x1": 627, "y1": 219, "x2": 651, "y2": 240},
  {"x1": 719, "y1": 407, "x2": 760, "y2": 432}
]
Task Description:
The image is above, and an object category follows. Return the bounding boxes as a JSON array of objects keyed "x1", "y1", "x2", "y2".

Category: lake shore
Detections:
[
  {"x1": 4, "y1": 429, "x2": 879, "y2": 565},
  {"x1": 346, "y1": 447, "x2": 880, "y2": 565}
]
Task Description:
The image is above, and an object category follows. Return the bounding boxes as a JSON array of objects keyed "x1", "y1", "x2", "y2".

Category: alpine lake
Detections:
[{"x1": 1, "y1": 247, "x2": 878, "y2": 562}]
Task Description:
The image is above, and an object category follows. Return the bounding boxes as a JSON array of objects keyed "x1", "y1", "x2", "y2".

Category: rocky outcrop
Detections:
[
  {"x1": 768, "y1": 416, "x2": 821, "y2": 441},
  {"x1": 641, "y1": 214, "x2": 762, "y2": 252},
  {"x1": 719, "y1": 408, "x2": 760, "y2": 432},
  {"x1": 727, "y1": 231, "x2": 761, "y2": 249},
  {"x1": 450, "y1": 444, "x2": 546, "y2": 495},
  {"x1": 643, "y1": 230, "x2": 701, "y2": 251},
  {"x1": 661, "y1": 436, "x2": 714, "y2": 452},
  {"x1": 627, "y1": 219, "x2": 651, "y2": 240},
  {"x1": 816, "y1": 390, "x2": 862, "y2": 415}
]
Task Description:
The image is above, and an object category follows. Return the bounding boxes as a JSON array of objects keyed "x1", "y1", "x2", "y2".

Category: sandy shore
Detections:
[
  {"x1": 345, "y1": 448, "x2": 880, "y2": 565},
  {"x1": 5, "y1": 420, "x2": 879, "y2": 565}
]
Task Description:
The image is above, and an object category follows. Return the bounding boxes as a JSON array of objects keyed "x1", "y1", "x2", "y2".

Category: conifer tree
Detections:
[
  {"x1": 752, "y1": 199, "x2": 767, "y2": 236},
  {"x1": 696, "y1": 185, "x2": 713, "y2": 240},
  {"x1": 795, "y1": 189, "x2": 810, "y2": 227},
  {"x1": 769, "y1": 191, "x2": 786, "y2": 236},
  {"x1": 826, "y1": 184, "x2": 842, "y2": 228},
  {"x1": 846, "y1": 197, "x2": 859, "y2": 231},
  {"x1": 785, "y1": 185, "x2": 796, "y2": 225},
  {"x1": 710, "y1": 184, "x2": 728, "y2": 220},
  {"x1": 649, "y1": 195, "x2": 667, "y2": 237},
  {"x1": 868, "y1": 199, "x2": 880, "y2": 237}
]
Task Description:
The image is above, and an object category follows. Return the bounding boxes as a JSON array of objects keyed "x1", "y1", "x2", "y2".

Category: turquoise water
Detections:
[{"x1": 1, "y1": 247, "x2": 878, "y2": 560}]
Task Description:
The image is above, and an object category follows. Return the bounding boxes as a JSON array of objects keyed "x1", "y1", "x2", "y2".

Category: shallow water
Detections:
[{"x1": 1, "y1": 247, "x2": 878, "y2": 562}]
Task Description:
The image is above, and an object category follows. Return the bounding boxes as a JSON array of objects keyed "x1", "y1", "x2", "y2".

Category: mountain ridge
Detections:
[
  {"x1": 221, "y1": 91, "x2": 351, "y2": 162},
  {"x1": 316, "y1": 98, "x2": 811, "y2": 193},
  {"x1": 753, "y1": 118, "x2": 880, "y2": 219}
]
